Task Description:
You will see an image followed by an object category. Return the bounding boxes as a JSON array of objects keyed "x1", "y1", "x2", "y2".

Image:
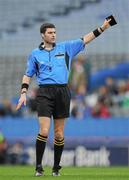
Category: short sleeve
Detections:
[
  {"x1": 65, "y1": 39, "x2": 85, "y2": 58},
  {"x1": 25, "y1": 53, "x2": 37, "y2": 77}
]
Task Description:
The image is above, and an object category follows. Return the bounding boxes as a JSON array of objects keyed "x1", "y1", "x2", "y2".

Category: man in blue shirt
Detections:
[{"x1": 16, "y1": 18, "x2": 114, "y2": 176}]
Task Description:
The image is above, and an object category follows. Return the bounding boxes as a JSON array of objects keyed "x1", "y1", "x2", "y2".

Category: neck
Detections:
[{"x1": 44, "y1": 42, "x2": 54, "y2": 50}]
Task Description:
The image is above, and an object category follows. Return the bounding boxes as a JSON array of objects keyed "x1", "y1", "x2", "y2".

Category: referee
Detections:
[{"x1": 16, "y1": 18, "x2": 112, "y2": 176}]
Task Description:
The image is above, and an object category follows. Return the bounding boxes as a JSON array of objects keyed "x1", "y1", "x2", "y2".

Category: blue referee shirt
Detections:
[{"x1": 25, "y1": 38, "x2": 85, "y2": 85}]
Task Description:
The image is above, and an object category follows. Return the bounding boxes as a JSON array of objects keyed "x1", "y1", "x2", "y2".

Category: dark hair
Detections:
[{"x1": 40, "y1": 23, "x2": 56, "y2": 34}]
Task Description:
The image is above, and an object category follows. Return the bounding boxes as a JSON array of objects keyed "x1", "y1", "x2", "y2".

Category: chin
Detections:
[{"x1": 51, "y1": 40, "x2": 56, "y2": 43}]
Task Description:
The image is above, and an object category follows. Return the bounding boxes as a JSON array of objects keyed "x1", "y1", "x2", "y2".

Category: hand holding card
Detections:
[{"x1": 106, "y1": 15, "x2": 117, "y2": 26}]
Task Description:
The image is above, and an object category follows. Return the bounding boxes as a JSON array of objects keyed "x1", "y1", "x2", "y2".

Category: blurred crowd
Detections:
[
  {"x1": 70, "y1": 56, "x2": 129, "y2": 119},
  {"x1": 0, "y1": 130, "x2": 35, "y2": 165},
  {"x1": 1, "y1": 55, "x2": 129, "y2": 120}
]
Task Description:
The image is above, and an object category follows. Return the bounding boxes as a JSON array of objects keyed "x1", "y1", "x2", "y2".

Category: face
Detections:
[{"x1": 42, "y1": 28, "x2": 56, "y2": 44}]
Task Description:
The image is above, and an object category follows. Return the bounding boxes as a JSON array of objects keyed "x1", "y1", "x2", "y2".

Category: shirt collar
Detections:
[{"x1": 39, "y1": 42, "x2": 56, "y2": 50}]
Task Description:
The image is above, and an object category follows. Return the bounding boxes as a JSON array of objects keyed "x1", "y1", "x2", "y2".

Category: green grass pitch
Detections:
[{"x1": 0, "y1": 166, "x2": 129, "y2": 180}]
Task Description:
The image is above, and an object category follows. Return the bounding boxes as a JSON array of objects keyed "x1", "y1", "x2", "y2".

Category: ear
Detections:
[{"x1": 41, "y1": 33, "x2": 44, "y2": 39}]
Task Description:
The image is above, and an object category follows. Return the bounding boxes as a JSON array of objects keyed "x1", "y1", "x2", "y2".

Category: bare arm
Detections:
[
  {"x1": 83, "y1": 19, "x2": 111, "y2": 44},
  {"x1": 16, "y1": 75, "x2": 31, "y2": 110}
]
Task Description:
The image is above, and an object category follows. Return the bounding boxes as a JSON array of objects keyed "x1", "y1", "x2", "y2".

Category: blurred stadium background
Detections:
[{"x1": 0, "y1": 0, "x2": 129, "y2": 167}]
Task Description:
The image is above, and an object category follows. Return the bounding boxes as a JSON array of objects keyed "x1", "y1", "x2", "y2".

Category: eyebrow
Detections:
[{"x1": 48, "y1": 31, "x2": 56, "y2": 34}]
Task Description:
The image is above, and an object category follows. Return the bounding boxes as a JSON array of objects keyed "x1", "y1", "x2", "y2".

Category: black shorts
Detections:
[{"x1": 36, "y1": 84, "x2": 71, "y2": 119}]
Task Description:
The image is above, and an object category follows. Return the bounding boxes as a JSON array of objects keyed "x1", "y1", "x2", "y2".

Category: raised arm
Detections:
[
  {"x1": 83, "y1": 18, "x2": 111, "y2": 44},
  {"x1": 16, "y1": 75, "x2": 31, "y2": 110}
]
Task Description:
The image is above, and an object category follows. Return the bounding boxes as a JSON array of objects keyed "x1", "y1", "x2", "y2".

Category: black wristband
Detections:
[
  {"x1": 21, "y1": 83, "x2": 29, "y2": 90},
  {"x1": 93, "y1": 28, "x2": 101, "y2": 37},
  {"x1": 21, "y1": 91, "x2": 27, "y2": 94}
]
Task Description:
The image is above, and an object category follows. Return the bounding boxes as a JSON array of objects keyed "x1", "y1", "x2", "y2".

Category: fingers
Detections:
[
  {"x1": 16, "y1": 102, "x2": 23, "y2": 110},
  {"x1": 16, "y1": 99, "x2": 26, "y2": 110},
  {"x1": 105, "y1": 18, "x2": 111, "y2": 24},
  {"x1": 103, "y1": 19, "x2": 111, "y2": 29},
  {"x1": 24, "y1": 100, "x2": 26, "y2": 106},
  {"x1": 107, "y1": 18, "x2": 112, "y2": 23}
]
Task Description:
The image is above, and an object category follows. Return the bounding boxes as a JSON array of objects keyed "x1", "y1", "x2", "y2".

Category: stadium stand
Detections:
[{"x1": 1, "y1": 0, "x2": 128, "y2": 55}]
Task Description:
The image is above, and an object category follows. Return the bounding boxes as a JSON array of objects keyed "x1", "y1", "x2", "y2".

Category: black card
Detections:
[{"x1": 106, "y1": 15, "x2": 117, "y2": 26}]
